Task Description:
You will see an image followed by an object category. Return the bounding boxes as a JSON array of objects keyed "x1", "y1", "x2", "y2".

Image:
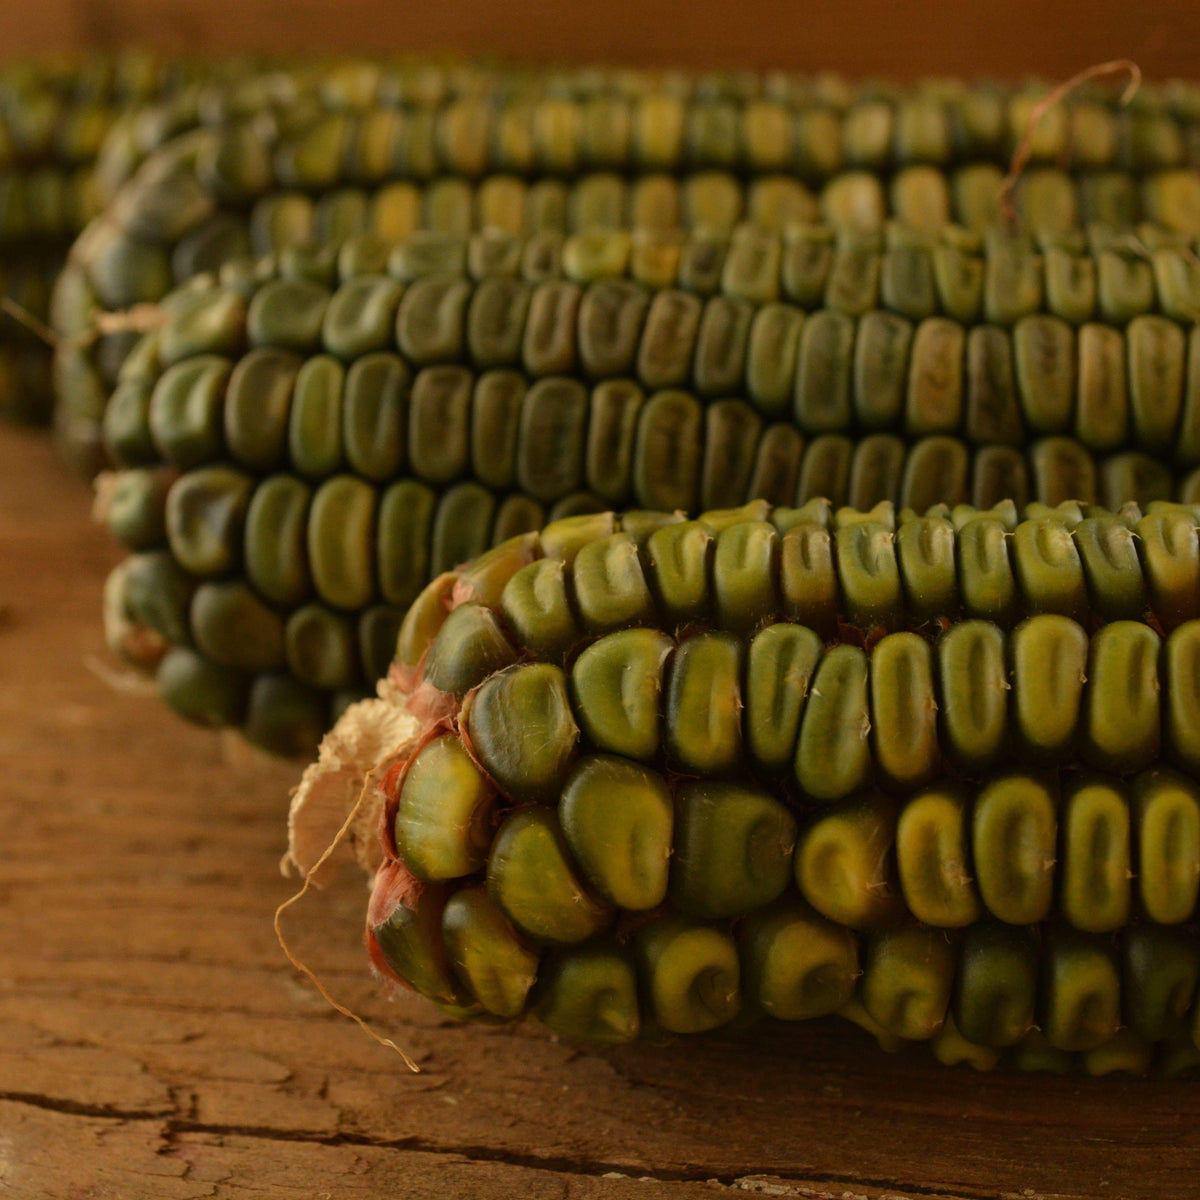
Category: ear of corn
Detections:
[
  {"x1": 65, "y1": 222, "x2": 1200, "y2": 480},
  {"x1": 50, "y1": 65, "x2": 1200, "y2": 471},
  {"x1": 287, "y1": 498, "x2": 1200, "y2": 1072},
  {"x1": 91, "y1": 226, "x2": 1200, "y2": 756}
]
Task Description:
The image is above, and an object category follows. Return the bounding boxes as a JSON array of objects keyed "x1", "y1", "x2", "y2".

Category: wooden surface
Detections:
[
  {"x1": 0, "y1": 426, "x2": 1199, "y2": 1199},
  {"x1": 1, "y1": 0, "x2": 1200, "y2": 82}
]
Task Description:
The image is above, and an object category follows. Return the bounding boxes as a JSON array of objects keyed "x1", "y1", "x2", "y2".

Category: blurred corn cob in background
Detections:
[
  {"x1": 50, "y1": 66, "x2": 1200, "y2": 473},
  {"x1": 0, "y1": 50, "x2": 209, "y2": 422}
]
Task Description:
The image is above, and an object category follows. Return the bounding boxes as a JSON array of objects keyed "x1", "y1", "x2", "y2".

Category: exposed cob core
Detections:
[{"x1": 285, "y1": 500, "x2": 1200, "y2": 1074}]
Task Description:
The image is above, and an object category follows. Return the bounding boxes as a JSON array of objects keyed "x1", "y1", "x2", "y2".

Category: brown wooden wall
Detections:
[{"x1": 2, "y1": 0, "x2": 1200, "y2": 82}]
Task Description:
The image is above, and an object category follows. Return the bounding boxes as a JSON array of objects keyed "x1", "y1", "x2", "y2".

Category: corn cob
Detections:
[
  {"x1": 57, "y1": 214, "x2": 1200, "y2": 480},
  {"x1": 68, "y1": 67, "x2": 1200, "y2": 213},
  {"x1": 50, "y1": 63, "x2": 1200, "y2": 467},
  {"x1": 97, "y1": 233, "x2": 1200, "y2": 752},
  {"x1": 283, "y1": 499, "x2": 1200, "y2": 1073},
  {"x1": 107, "y1": 475, "x2": 1200, "y2": 763},
  {"x1": 99, "y1": 228, "x2": 1200, "y2": 475}
]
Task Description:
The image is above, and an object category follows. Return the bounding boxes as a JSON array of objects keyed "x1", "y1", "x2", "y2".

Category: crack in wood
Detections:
[
  {"x1": 167, "y1": 1129, "x2": 1012, "y2": 1200},
  {"x1": 0, "y1": 1090, "x2": 175, "y2": 1122},
  {"x1": 159, "y1": 1126, "x2": 1008, "y2": 1200},
  {"x1": 0, "y1": 1089, "x2": 1019, "y2": 1200}
]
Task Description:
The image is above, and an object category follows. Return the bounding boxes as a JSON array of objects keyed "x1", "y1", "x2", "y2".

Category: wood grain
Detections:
[
  {"x1": 0, "y1": 0, "x2": 1199, "y2": 82},
  {"x1": 0, "y1": 425, "x2": 1198, "y2": 1199}
]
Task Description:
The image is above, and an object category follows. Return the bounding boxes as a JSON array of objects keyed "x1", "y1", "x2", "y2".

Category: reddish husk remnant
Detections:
[
  {"x1": 371, "y1": 718, "x2": 455, "y2": 873},
  {"x1": 284, "y1": 528, "x2": 553, "y2": 1025},
  {"x1": 363, "y1": 678, "x2": 478, "y2": 989},
  {"x1": 365, "y1": 859, "x2": 427, "y2": 990}
]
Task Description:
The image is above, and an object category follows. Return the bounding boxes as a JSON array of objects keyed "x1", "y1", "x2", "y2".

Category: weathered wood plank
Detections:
[{"x1": 1, "y1": 426, "x2": 1198, "y2": 1200}]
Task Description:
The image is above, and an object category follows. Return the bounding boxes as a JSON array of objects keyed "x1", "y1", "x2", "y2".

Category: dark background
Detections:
[{"x1": 2, "y1": 0, "x2": 1200, "y2": 82}]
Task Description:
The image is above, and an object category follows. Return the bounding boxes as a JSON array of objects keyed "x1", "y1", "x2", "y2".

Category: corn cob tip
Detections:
[{"x1": 285, "y1": 681, "x2": 419, "y2": 884}]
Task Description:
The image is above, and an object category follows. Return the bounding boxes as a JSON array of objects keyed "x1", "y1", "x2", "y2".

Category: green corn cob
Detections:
[
  {"x1": 284, "y1": 499, "x2": 1200, "y2": 1073},
  {"x1": 61, "y1": 220, "x2": 1200, "y2": 481},
  {"x1": 97, "y1": 240, "x2": 1200, "y2": 754},
  {"x1": 51, "y1": 62, "x2": 1200, "y2": 465}
]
